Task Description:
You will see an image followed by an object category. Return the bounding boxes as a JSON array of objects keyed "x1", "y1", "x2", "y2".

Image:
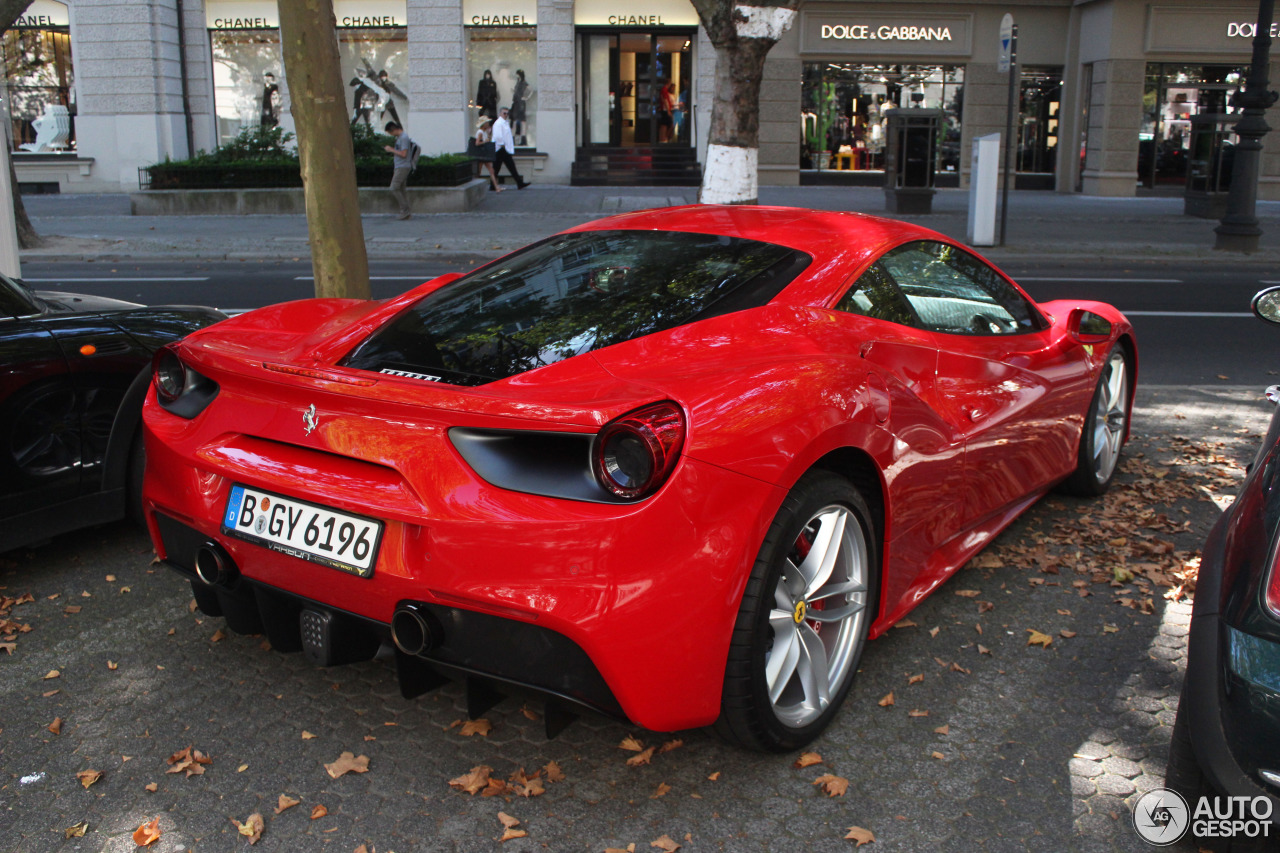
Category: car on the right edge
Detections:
[{"x1": 1166, "y1": 286, "x2": 1280, "y2": 848}]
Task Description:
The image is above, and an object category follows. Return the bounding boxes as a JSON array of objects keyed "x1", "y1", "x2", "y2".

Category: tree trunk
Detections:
[
  {"x1": 691, "y1": 1, "x2": 799, "y2": 205},
  {"x1": 2, "y1": 0, "x2": 41, "y2": 248},
  {"x1": 277, "y1": 0, "x2": 369, "y2": 299}
]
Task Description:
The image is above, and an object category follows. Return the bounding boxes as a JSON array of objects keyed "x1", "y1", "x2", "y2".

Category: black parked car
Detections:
[
  {"x1": 0, "y1": 273, "x2": 224, "y2": 553},
  {"x1": 1166, "y1": 286, "x2": 1280, "y2": 849}
]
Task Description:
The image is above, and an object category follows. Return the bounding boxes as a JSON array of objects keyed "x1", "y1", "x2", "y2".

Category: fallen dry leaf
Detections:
[
  {"x1": 977, "y1": 644, "x2": 991, "y2": 655},
  {"x1": 63, "y1": 605, "x2": 81, "y2": 614},
  {"x1": 813, "y1": 774, "x2": 849, "y2": 797},
  {"x1": 845, "y1": 825, "x2": 876, "y2": 846},
  {"x1": 794, "y1": 752, "x2": 823, "y2": 768},
  {"x1": 238, "y1": 764, "x2": 249, "y2": 773},
  {"x1": 107, "y1": 660, "x2": 118, "y2": 671},
  {"x1": 893, "y1": 619, "x2": 917, "y2": 628},
  {"x1": 619, "y1": 735, "x2": 645, "y2": 752},
  {"x1": 931, "y1": 751, "x2": 946, "y2": 760},
  {"x1": 324, "y1": 752, "x2": 370, "y2": 779},
  {"x1": 707, "y1": 771, "x2": 721, "y2": 781},
  {"x1": 954, "y1": 589, "x2": 981, "y2": 598},
  {"x1": 626, "y1": 746, "x2": 657, "y2": 767},
  {"x1": 658, "y1": 739, "x2": 683, "y2": 754},
  {"x1": 233, "y1": 812, "x2": 264, "y2": 844},
  {"x1": 908, "y1": 709, "x2": 929, "y2": 718},
  {"x1": 48, "y1": 717, "x2": 62, "y2": 735},
  {"x1": 106, "y1": 574, "x2": 116, "y2": 582},
  {"x1": 449, "y1": 765, "x2": 494, "y2": 795},
  {"x1": 500, "y1": 827, "x2": 528, "y2": 842},
  {"x1": 301, "y1": 730, "x2": 318, "y2": 740},
  {"x1": 651, "y1": 836, "x2": 681, "y2": 852},
  {"x1": 521, "y1": 705, "x2": 540, "y2": 721},
  {"x1": 907, "y1": 673, "x2": 923, "y2": 684},
  {"x1": 1026, "y1": 629, "x2": 1053, "y2": 648},
  {"x1": 275, "y1": 794, "x2": 300, "y2": 814},
  {"x1": 604, "y1": 846, "x2": 637, "y2": 853},
  {"x1": 544, "y1": 761, "x2": 566, "y2": 783},
  {"x1": 166, "y1": 746, "x2": 212, "y2": 777},
  {"x1": 510, "y1": 768, "x2": 545, "y2": 798},
  {"x1": 133, "y1": 817, "x2": 161, "y2": 847},
  {"x1": 650, "y1": 782, "x2": 672, "y2": 799},
  {"x1": 144, "y1": 782, "x2": 158, "y2": 792},
  {"x1": 1060, "y1": 629, "x2": 1078, "y2": 639},
  {"x1": 498, "y1": 812, "x2": 521, "y2": 829},
  {"x1": 929, "y1": 627, "x2": 940, "y2": 638},
  {"x1": 76, "y1": 769, "x2": 101, "y2": 789},
  {"x1": 458, "y1": 719, "x2": 492, "y2": 737},
  {"x1": 878, "y1": 691, "x2": 895, "y2": 707},
  {"x1": 64, "y1": 821, "x2": 88, "y2": 839},
  {"x1": 43, "y1": 669, "x2": 60, "y2": 680},
  {"x1": 211, "y1": 629, "x2": 226, "y2": 643},
  {"x1": 934, "y1": 724, "x2": 950, "y2": 735},
  {"x1": 310, "y1": 804, "x2": 328, "y2": 819}
]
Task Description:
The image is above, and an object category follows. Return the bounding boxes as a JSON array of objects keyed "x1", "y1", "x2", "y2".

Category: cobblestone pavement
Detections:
[{"x1": 0, "y1": 385, "x2": 1269, "y2": 853}]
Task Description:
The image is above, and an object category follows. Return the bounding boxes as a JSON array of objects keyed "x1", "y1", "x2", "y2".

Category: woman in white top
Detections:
[{"x1": 474, "y1": 117, "x2": 502, "y2": 192}]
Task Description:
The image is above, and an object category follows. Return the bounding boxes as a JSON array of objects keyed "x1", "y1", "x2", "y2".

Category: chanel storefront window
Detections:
[
  {"x1": 801, "y1": 63, "x2": 963, "y2": 172},
  {"x1": 211, "y1": 29, "x2": 284, "y2": 144},
  {"x1": 465, "y1": 31, "x2": 537, "y2": 148},
  {"x1": 1018, "y1": 68, "x2": 1061, "y2": 175},
  {"x1": 340, "y1": 28, "x2": 409, "y2": 131},
  {"x1": 2, "y1": 0, "x2": 73, "y2": 153}
]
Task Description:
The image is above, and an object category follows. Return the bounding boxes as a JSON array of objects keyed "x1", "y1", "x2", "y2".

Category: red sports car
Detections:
[{"x1": 143, "y1": 206, "x2": 1134, "y2": 751}]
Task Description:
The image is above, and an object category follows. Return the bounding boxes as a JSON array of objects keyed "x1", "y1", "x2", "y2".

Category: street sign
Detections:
[{"x1": 998, "y1": 13, "x2": 1014, "y2": 74}]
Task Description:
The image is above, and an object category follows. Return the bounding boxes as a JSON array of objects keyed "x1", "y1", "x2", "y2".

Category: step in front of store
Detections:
[{"x1": 571, "y1": 146, "x2": 703, "y2": 187}]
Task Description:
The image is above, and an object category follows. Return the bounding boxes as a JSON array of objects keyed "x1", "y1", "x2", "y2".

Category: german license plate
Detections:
[{"x1": 222, "y1": 484, "x2": 382, "y2": 578}]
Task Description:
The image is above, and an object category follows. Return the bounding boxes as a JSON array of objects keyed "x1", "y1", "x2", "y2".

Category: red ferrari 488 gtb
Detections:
[{"x1": 143, "y1": 206, "x2": 1134, "y2": 751}]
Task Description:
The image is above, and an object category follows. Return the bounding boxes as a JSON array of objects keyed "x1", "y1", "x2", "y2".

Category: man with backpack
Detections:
[{"x1": 383, "y1": 121, "x2": 419, "y2": 220}]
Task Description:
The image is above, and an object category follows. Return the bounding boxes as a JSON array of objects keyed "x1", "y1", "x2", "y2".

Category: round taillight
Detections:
[
  {"x1": 594, "y1": 402, "x2": 685, "y2": 500},
  {"x1": 154, "y1": 348, "x2": 187, "y2": 402}
]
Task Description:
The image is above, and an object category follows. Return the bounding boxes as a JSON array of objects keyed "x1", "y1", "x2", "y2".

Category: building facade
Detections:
[{"x1": 4, "y1": 0, "x2": 1280, "y2": 198}]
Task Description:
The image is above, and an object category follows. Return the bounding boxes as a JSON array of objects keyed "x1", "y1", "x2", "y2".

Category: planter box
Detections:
[
  {"x1": 140, "y1": 159, "x2": 474, "y2": 190},
  {"x1": 129, "y1": 181, "x2": 490, "y2": 215}
]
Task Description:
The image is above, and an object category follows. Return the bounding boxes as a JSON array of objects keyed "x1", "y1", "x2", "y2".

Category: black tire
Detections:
[
  {"x1": 1060, "y1": 342, "x2": 1132, "y2": 497},
  {"x1": 1165, "y1": 690, "x2": 1207, "y2": 804},
  {"x1": 714, "y1": 470, "x2": 879, "y2": 752},
  {"x1": 127, "y1": 430, "x2": 146, "y2": 529}
]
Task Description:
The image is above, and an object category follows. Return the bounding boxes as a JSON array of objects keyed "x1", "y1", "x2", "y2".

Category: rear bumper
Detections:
[
  {"x1": 143, "y1": 416, "x2": 785, "y2": 732},
  {"x1": 1183, "y1": 516, "x2": 1280, "y2": 815}
]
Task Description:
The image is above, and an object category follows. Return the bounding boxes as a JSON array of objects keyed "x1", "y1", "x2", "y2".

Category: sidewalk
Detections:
[{"x1": 19, "y1": 185, "x2": 1280, "y2": 264}]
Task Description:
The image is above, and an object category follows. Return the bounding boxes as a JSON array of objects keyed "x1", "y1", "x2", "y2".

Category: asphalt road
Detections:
[{"x1": 19, "y1": 256, "x2": 1280, "y2": 387}]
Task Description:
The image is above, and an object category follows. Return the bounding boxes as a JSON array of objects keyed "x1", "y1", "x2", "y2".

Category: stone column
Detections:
[
  {"x1": 1079, "y1": 58, "x2": 1144, "y2": 197},
  {"x1": 71, "y1": 0, "x2": 192, "y2": 189},
  {"x1": 957, "y1": 63, "x2": 1008, "y2": 190},
  {"x1": 178, "y1": 0, "x2": 217, "y2": 155},
  {"x1": 536, "y1": 0, "x2": 573, "y2": 182},
  {"x1": 694, "y1": 27, "x2": 714, "y2": 169},
  {"x1": 406, "y1": 0, "x2": 465, "y2": 155},
  {"x1": 758, "y1": 52, "x2": 800, "y2": 186}
]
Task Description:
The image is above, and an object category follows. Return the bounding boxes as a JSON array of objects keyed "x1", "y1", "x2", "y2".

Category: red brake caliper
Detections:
[{"x1": 794, "y1": 530, "x2": 824, "y2": 634}]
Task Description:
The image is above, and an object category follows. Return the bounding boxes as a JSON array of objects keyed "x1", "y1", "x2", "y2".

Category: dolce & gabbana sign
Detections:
[
  {"x1": 1146, "y1": 6, "x2": 1261, "y2": 54},
  {"x1": 801, "y1": 12, "x2": 971, "y2": 56}
]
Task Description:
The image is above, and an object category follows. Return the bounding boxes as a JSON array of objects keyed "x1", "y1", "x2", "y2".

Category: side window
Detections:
[
  {"x1": 834, "y1": 262, "x2": 919, "y2": 328},
  {"x1": 878, "y1": 241, "x2": 1042, "y2": 336},
  {"x1": 0, "y1": 274, "x2": 41, "y2": 319}
]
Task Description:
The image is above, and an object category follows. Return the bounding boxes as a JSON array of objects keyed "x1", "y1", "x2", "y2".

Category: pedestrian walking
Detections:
[
  {"x1": 382, "y1": 121, "x2": 416, "y2": 219},
  {"x1": 491, "y1": 107, "x2": 529, "y2": 190},
  {"x1": 472, "y1": 116, "x2": 502, "y2": 193}
]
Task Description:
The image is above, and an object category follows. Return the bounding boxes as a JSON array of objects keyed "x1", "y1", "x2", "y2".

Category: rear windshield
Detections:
[{"x1": 343, "y1": 229, "x2": 811, "y2": 386}]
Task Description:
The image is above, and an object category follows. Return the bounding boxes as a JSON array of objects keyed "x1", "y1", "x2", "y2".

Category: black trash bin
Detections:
[
  {"x1": 883, "y1": 108, "x2": 944, "y2": 215},
  {"x1": 1184, "y1": 113, "x2": 1235, "y2": 219}
]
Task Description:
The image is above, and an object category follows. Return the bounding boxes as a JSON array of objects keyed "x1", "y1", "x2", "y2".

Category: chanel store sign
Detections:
[{"x1": 800, "y1": 12, "x2": 972, "y2": 56}]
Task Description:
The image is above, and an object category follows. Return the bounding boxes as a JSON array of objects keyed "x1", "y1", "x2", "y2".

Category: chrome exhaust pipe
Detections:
[
  {"x1": 391, "y1": 604, "x2": 440, "y2": 657},
  {"x1": 194, "y1": 541, "x2": 236, "y2": 587}
]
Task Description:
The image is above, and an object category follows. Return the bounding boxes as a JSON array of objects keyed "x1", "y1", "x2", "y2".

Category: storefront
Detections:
[
  {"x1": 3, "y1": 0, "x2": 74, "y2": 154},
  {"x1": 206, "y1": 0, "x2": 409, "y2": 146},
  {"x1": 783, "y1": 5, "x2": 1070, "y2": 188},
  {"x1": 462, "y1": 0, "x2": 538, "y2": 149}
]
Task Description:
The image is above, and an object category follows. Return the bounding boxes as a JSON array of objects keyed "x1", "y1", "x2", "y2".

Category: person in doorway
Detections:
[
  {"x1": 260, "y1": 73, "x2": 281, "y2": 127},
  {"x1": 474, "y1": 116, "x2": 502, "y2": 192},
  {"x1": 658, "y1": 82, "x2": 675, "y2": 143},
  {"x1": 492, "y1": 107, "x2": 529, "y2": 190},
  {"x1": 382, "y1": 121, "x2": 415, "y2": 219}
]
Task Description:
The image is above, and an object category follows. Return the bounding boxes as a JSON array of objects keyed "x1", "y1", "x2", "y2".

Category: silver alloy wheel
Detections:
[
  {"x1": 766, "y1": 504, "x2": 869, "y2": 728},
  {"x1": 1091, "y1": 350, "x2": 1129, "y2": 484}
]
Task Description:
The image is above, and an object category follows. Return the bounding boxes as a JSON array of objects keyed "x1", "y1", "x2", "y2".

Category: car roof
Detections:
[{"x1": 562, "y1": 205, "x2": 947, "y2": 271}]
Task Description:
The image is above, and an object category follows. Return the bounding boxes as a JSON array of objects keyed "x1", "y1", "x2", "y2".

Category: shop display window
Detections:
[
  {"x1": 3, "y1": 26, "x2": 74, "y2": 153},
  {"x1": 801, "y1": 63, "x2": 963, "y2": 172},
  {"x1": 339, "y1": 28, "x2": 409, "y2": 132},
  {"x1": 1018, "y1": 68, "x2": 1061, "y2": 174},
  {"x1": 467, "y1": 27, "x2": 536, "y2": 148},
  {"x1": 211, "y1": 30, "x2": 285, "y2": 145},
  {"x1": 1140, "y1": 63, "x2": 1246, "y2": 187}
]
